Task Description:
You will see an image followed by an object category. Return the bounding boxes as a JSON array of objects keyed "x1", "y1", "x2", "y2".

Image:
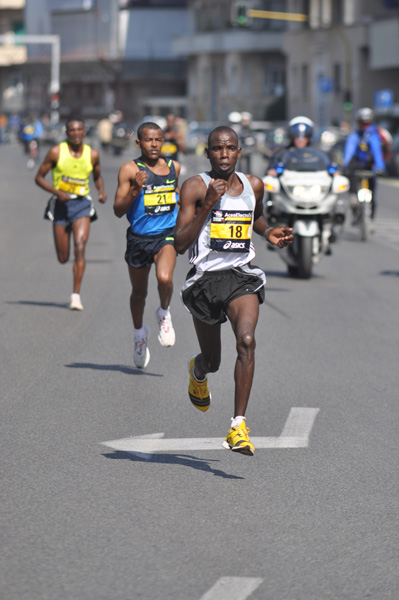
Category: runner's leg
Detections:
[
  {"x1": 192, "y1": 316, "x2": 222, "y2": 379},
  {"x1": 53, "y1": 223, "x2": 71, "y2": 264},
  {"x1": 128, "y1": 264, "x2": 151, "y2": 329},
  {"x1": 226, "y1": 294, "x2": 259, "y2": 417},
  {"x1": 153, "y1": 243, "x2": 176, "y2": 310},
  {"x1": 71, "y1": 216, "x2": 90, "y2": 294}
]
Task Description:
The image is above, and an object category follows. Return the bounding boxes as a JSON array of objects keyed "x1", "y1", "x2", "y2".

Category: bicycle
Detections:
[
  {"x1": 26, "y1": 139, "x2": 38, "y2": 170},
  {"x1": 352, "y1": 169, "x2": 374, "y2": 241}
]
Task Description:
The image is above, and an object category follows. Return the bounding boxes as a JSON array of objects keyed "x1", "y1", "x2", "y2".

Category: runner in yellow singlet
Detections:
[{"x1": 35, "y1": 117, "x2": 107, "y2": 311}]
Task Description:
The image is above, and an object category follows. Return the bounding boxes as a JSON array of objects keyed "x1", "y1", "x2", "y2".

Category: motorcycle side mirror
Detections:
[{"x1": 332, "y1": 174, "x2": 350, "y2": 194}]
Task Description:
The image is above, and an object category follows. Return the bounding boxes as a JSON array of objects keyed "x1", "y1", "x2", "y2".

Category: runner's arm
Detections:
[
  {"x1": 34, "y1": 145, "x2": 70, "y2": 202},
  {"x1": 250, "y1": 175, "x2": 294, "y2": 248},
  {"x1": 91, "y1": 148, "x2": 107, "y2": 203},
  {"x1": 172, "y1": 160, "x2": 181, "y2": 203},
  {"x1": 174, "y1": 175, "x2": 226, "y2": 254},
  {"x1": 113, "y1": 161, "x2": 146, "y2": 218}
]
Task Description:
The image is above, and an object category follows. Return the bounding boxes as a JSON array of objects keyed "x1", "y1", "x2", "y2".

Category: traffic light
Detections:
[
  {"x1": 343, "y1": 89, "x2": 353, "y2": 112},
  {"x1": 231, "y1": 1, "x2": 251, "y2": 27}
]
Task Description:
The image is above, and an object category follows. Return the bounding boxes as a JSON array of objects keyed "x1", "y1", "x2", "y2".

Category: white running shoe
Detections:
[
  {"x1": 69, "y1": 293, "x2": 84, "y2": 311},
  {"x1": 155, "y1": 310, "x2": 176, "y2": 347},
  {"x1": 134, "y1": 325, "x2": 151, "y2": 368}
]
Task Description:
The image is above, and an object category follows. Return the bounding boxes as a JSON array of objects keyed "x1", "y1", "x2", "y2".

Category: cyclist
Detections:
[
  {"x1": 343, "y1": 107, "x2": 385, "y2": 224},
  {"x1": 19, "y1": 115, "x2": 43, "y2": 169}
]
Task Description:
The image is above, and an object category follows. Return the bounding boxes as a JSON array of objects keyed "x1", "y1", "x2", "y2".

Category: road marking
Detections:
[
  {"x1": 101, "y1": 407, "x2": 319, "y2": 460},
  {"x1": 199, "y1": 577, "x2": 263, "y2": 600},
  {"x1": 373, "y1": 217, "x2": 399, "y2": 251},
  {"x1": 381, "y1": 179, "x2": 399, "y2": 188}
]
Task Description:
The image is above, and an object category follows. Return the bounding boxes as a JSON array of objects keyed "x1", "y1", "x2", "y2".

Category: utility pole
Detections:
[{"x1": 0, "y1": 34, "x2": 61, "y2": 122}]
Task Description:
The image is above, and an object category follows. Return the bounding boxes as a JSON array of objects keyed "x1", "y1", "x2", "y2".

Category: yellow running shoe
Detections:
[
  {"x1": 222, "y1": 420, "x2": 255, "y2": 456},
  {"x1": 188, "y1": 355, "x2": 211, "y2": 412}
]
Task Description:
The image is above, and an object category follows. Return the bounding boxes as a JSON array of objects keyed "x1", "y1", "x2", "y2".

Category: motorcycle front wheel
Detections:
[{"x1": 297, "y1": 236, "x2": 313, "y2": 279}]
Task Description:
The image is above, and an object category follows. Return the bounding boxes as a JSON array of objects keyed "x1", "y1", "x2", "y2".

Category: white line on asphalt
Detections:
[
  {"x1": 381, "y1": 179, "x2": 399, "y2": 188},
  {"x1": 101, "y1": 407, "x2": 319, "y2": 460},
  {"x1": 199, "y1": 577, "x2": 264, "y2": 600}
]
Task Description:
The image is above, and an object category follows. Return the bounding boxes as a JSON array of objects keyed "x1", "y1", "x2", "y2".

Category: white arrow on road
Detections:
[{"x1": 101, "y1": 407, "x2": 319, "y2": 460}]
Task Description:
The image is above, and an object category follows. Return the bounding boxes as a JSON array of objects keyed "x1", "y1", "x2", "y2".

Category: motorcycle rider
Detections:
[
  {"x1": 267, "y1": 116, "x2": 330, "y2": 174},
  {"x1": 343, "y1": 107, "x2": 385, "y2": 226},
  {"x1": 266, "y1": 117, "x2": 343, "y2": 244}
]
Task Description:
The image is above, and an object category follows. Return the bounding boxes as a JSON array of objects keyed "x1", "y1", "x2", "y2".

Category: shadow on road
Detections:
[
  {"x1": 65, "y1": 362, "x2": 163, "y2": 376},
  {"x1": 7, "y1": 300, "x2": 68, "y2": 308},
  {"x1": 102, "y1": 450, "x2": 245, "y2": 479}
]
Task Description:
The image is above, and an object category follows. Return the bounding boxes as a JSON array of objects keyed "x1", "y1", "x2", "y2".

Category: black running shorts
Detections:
[
  {"x1": 125, "y1": 227, "x2": 175, "y2": 269},
  {"x1": 181, "y1": 266, "x2": 265, "y2": 325},
  {"x1": 48, "y1": 195, "x2": 95, "y2": 226}
]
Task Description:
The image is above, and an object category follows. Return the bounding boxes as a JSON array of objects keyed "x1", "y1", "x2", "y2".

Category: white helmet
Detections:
[
  {"x1": 288, "y1": 116, "x2": 314, "y2": 142},
  {"x1": 356, "y1": 107, "x2": 374, "y2": 124}
]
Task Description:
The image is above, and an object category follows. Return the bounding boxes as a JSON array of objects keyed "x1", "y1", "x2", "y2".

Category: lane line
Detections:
[{"x1": 199, "y1": 577, "x2": 264, "y2": 600}]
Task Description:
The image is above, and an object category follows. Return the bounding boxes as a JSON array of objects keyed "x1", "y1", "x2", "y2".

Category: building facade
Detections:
[
  {"x1": 20, "y1": 0, "x2": 188, "y2": 123},
  {"x1": 283, "y1": 0, "x2": 399, "y2": 126},
  {"x1": 173, "y1": 0, "x2": 288, "y2": 122},
  {"x1": 0, "y1": 0, "x2": 26, "y2": 113}
]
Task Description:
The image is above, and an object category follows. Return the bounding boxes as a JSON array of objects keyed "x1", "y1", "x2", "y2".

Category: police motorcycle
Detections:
[
  {"x1": 263, "y1": 147, "x2": 349, "y2": 279},
  {"x1": 110, "y1": 111, "x2": 133, "y2": 156}
]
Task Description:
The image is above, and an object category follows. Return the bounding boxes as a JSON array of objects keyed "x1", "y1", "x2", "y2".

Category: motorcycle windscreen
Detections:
[{"x1": 283, "y1": 147, "x2": 330, "y2": 172}]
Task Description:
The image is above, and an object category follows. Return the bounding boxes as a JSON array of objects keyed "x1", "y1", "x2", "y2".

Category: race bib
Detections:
[
  {"x1": 143, "y1": 184, "x2": 176, "y2": 215},
  {"x1": 210, "y1": 209, "x2": 252, "y2": 252},
  {"x1": 59, "y1": 176, "x2": 86, "y2": 196}
]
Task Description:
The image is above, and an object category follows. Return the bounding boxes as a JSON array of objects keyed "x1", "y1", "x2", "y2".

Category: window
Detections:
[
  {"x1": 334, "y1": 63, "x2": 341, "y2": 93},
  {"x1": 301, "y1": 64, "x2": 308, "y2": 100}
]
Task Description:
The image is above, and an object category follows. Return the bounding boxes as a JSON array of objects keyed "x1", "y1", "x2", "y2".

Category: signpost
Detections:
[{"x1": 0, "y1": 34, "x2": 60, "y2": 122}]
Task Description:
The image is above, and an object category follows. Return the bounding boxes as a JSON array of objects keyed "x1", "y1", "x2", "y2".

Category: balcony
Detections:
[{"x1": 173, "y1": 29, "x2": 283, "y2": 56}]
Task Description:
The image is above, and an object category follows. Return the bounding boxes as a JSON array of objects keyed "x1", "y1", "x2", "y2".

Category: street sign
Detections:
[
  {"x1": 374, "y1": 89, "x2": 394, "y2": 109},
  {"x1": 317, "y1": 76, "x2": 333, "y2": 94}
]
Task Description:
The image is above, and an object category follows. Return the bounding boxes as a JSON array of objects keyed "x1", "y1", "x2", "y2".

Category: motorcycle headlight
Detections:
[
  {"x1": 292, "y1": 185, "x2": 306, "y2": 199},
  {"x1": 288, "y1": 184, "x2": 329, "y2": 201},
  {"x1": 309, "y1": 184, "x2": 322, "y2": 198}
]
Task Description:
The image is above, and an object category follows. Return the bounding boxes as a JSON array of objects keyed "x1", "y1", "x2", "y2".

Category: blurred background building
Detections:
[
  {"x1": 17, "y1": 0, "x2": 189, "y2": 122},
  {"x1": 0, "y1": 0, "x2": 398, "y2": 133}
]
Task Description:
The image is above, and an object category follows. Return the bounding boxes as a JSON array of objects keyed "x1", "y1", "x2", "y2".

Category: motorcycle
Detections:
[
  {"x1": 111, "y1": 121, "x2": 133, "y2": 156},
  {"x1": 263, "y1": 147, "x2": 350, "y2": 279}
]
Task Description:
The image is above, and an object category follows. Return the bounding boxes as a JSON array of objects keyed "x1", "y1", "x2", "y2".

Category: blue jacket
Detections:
[{"x1": 343, "y1": 124, "x2": 385, "y2": 172}]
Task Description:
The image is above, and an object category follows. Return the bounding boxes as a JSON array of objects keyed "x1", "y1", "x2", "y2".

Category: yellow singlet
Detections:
[{"x1": 52, "y1": 142, "x2": 93, "y2": 196}]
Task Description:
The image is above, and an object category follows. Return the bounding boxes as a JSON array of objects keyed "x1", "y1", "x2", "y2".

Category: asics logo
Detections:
[{"x1": 223, "y1": 241, "x2": 246, "y2": 250}]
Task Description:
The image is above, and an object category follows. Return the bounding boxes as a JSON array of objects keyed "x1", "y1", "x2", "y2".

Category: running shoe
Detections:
[
  {"x1": 222, "y1": 420, "x2": 255, "y2": 456},
  {"x1": 134, "y1": 326, "x2": 151, "y2": 369},
  {"x1": 188, "y1": 355, "x2": 211, "y2": 412},
  {"x1": 155, "y1": 309, "x2": 176, "y2": 347},
  {"x1": 69, "y1": 293, "x2": 84, "y2": 311}
]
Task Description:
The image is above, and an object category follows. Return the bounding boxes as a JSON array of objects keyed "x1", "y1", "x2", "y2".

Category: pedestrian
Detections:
[
  {"x1": 161, "y1": 113, "x2": 186, "y2": 162},
  {"x1": 35, "y1": 117, "x2": 107, "y2": 310},
  {"x1": 174, "y1": 126, "x2": 293, "y2": 455},
  {"x1": 113, "y1": 121, "x2": 181, "y2": 368}
]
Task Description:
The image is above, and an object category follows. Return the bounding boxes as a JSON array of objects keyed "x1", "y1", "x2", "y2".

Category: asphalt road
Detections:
[{"x1": 1, "y1": 142, "x2": 399, "y2": 600}]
